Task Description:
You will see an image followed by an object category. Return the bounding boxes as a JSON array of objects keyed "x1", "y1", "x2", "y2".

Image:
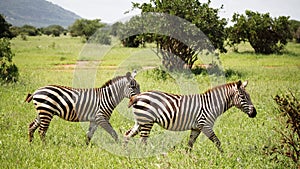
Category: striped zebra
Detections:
[
  {"x1": 25, "y1": 71, "x2": 140, "y2": 145},
  {"x1": 124, "y1": 80, "x2": 256, "y2": 152}
]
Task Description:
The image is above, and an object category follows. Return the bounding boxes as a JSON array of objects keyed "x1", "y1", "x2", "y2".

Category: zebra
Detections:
[
  {"x1": 25, "y1": 71, "x2": 140, "y2": 145},
  {"x1": 124, "y1": 80, "x2": 256, "y2": 152}
]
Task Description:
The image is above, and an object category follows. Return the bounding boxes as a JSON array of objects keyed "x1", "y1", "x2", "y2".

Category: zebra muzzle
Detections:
[{"x1": 248, "y1": 107, "x2": 257, "y2": 118}]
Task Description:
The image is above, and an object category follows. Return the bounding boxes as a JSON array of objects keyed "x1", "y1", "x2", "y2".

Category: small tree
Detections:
[
  {"x1": 227, "y1": 10, "x2": 292, "y2": 54},
  {"x1": 69, "y1": 19, "x2": 105, "y2": 40}
]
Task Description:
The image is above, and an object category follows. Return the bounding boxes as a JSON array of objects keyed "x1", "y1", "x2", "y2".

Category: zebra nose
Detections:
[{"x1": 248, "y1": 107, "x2": 257, "y2": 118}]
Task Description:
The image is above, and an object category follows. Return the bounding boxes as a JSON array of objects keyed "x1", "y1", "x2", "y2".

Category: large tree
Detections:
[
  {"x1": 227, "y1": 10, "x2": 292, "y2": 54},
  {"x1": 127, "y1": 0, "x2": 227, "y2": 70}
]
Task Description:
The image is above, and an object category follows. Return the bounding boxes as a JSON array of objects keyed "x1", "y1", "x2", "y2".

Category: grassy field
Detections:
[{"x1": 1, "y1": 35, "x2": 300, "y2": 168}]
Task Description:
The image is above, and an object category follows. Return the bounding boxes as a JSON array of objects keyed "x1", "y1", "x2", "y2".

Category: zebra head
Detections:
[
  {"x1": 233, "y1": 80, "x2": 257, "y2": 118},
  {"x1": 124, "y1": 71, "x2": 140, "y2": 98}
]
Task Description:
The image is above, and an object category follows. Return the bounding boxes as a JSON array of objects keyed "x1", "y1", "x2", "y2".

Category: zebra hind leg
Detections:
[
  {"x1": 187, "y1": 129, "x2": 201, "y2": 152},
  {"x1": 28, "y1": 116, "x2": 41, "y2": 142},
  {"x1": 86, "y1": 121, "x2": 98, "y2": 145},
  {"x1": 38, "y1": 113, "x2": 53, "y2": 144},
  {"x1": 139, "y1": 123, "x2": 153, "y2": 145}
]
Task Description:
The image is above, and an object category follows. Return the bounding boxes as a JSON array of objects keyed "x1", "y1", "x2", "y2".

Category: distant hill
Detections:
[{"x1": 0, "y1": 0, "x2": 81, "y2": 28}]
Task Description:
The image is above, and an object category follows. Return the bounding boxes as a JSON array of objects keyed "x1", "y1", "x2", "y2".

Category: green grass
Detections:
[{"x1": 1, "y1": 36, "x2": 300, "y2": 168}]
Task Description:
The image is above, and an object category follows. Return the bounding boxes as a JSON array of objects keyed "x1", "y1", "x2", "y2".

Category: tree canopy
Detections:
[
  {"x1": 68, "y1": 19, "x2": 105, "y2": 40},
  {"x1": 125, "y1": 0, "x2": 227, "y2": 70},
  {"x1": 227, "y1": 10, "x2": 292, "y2": 54},
  {"x1": 41, "y1": 25, "x2": 66, "y2": 36}
]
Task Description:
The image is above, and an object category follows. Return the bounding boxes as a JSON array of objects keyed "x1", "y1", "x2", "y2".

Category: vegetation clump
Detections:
[
  {"x1": 265, "y1": 92, "x2": 300, "y2": 166},
  {"x1": 0, "y1": 38, "x2": 19, "y2": 83},
  {"x1": 0, "y1": 14, "x2": 18, "y2": 83}
]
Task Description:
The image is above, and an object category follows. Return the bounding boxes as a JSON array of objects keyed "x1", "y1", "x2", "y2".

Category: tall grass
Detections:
[{"x1": 0, "y1": 36, "x2": 299, "y2": 168}]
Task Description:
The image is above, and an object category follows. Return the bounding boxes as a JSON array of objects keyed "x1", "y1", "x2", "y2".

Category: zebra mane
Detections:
[
  {"x1": 100, "y1": 75, "x2": 128, "y2": 88},
  {"x1": 204, "y1": 81, "x2": 237, "y2": 94}
]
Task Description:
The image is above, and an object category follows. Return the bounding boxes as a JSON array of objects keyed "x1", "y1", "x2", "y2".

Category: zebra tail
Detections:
[
  {"x1": 128, "y1": 96, "x2": 138, "y2": 108},
  {"x1": 25, "y1": 93, "x2": 33, "y2": 103}
]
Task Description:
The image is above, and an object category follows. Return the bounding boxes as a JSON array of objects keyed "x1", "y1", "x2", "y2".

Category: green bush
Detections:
[
  {"x1": 145, "y1": 67, "x2": 173, "y2": 81},
  {"x1": 0, "y1": 38, "x2": 19, "y2": 83}
]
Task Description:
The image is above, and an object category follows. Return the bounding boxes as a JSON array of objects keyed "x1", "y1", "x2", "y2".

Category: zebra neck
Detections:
[
  {"x1": 103, "y1": 82, "x2": 125, "y2": 107},
  {"x1": 205, "y1": 87, "x2": 235, "y2": 116}
]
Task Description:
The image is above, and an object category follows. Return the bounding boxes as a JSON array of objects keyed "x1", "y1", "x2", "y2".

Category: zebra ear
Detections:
[
  {"x1": 132, "y1": 70, "x2": 137, "y2": 78},
  {"x1": 237, "y1": 80, "x2": 242, "y2": 89},
  {"x1": 242, "y1": 80, "x2": 248, "y2": 88},
  {"x1": 126, "y1": 72, "x2": 131, "y2": 80}
]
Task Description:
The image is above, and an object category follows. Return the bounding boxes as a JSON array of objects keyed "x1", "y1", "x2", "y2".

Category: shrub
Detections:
[
  {"x1": 145, "y1": 67, "x2": 173, "y2": 81},
  {"x1": 264, "y1": 92, "x2": 300, "y2": 166},
  {"x1": 0, "y1": 38, "x2": 19, "y2": 83}
]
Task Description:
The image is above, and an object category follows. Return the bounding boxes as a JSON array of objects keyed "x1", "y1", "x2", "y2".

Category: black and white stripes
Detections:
[
  {"x1": 125, "y1": 80, "x2": 256, "y2": 152},
  {"x1": 26, "y1": 71, "x2": 140, "y2": 144}
]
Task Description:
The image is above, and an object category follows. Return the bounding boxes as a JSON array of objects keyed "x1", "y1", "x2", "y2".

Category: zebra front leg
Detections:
[
  {"x1": 95, "y1": 114, "x2": 118, "y2": 142},
  {"x1": 202, "y1": 126, "x2": 223, "y2": 153},
  {"x1": 86, "y1": 121, "x2": 98, "y2": 145},
  {"x1": 187, "y1": 129, "x2": 201, "y2": 151},
  {"x1": 28, "y1": 116, "x2": 41, "y2": 142}
]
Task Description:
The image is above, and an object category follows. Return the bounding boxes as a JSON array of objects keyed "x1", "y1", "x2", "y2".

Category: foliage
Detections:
[
  {"x1": 109, "y1": 22, "x2": 123, "y2": 37},
  {"x1": 18, "y1": 25, "x2": 40, "y2": 36},
  {"x1": 0, "y1": 14, "x2": 15, "y2": 39},
  {"x1": 128, "y1": 0, "x2": 227, "y2": 70},
  {"x1": 264, "y1": 93, "x2": 300, "y2": 166},
  {"x1": 227, "y1": 10, "x2": 293, "y2": 54},
  {"x1": 69, "y1": 19, "x2": 105, "y2": 41},
  {"x1": 117, "y1": 16, "x2": 144, "y2": 47},
  {"x1": 290, "y1": 20, "x2": 300, "y2": 42},
  {"x1": 295, "y1": 27, "x2": 300, "y2": 43},
  {"x1": 0, "y1": 38, "x2": 18, "y2": 83},
  {"x1": 41, "y1": 25, "x2": 66, "y2": 36},
  {"x1": 145, "y1": 67, "x2": 173, "y2": 81},
  {"x1": 88, "y1": 27, "x2": 112, "y2": 45}
]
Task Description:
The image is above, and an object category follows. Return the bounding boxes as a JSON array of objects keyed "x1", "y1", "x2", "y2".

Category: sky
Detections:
[{"x1": 47, "y1": 0, "x2": 300, "y2": 24}]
